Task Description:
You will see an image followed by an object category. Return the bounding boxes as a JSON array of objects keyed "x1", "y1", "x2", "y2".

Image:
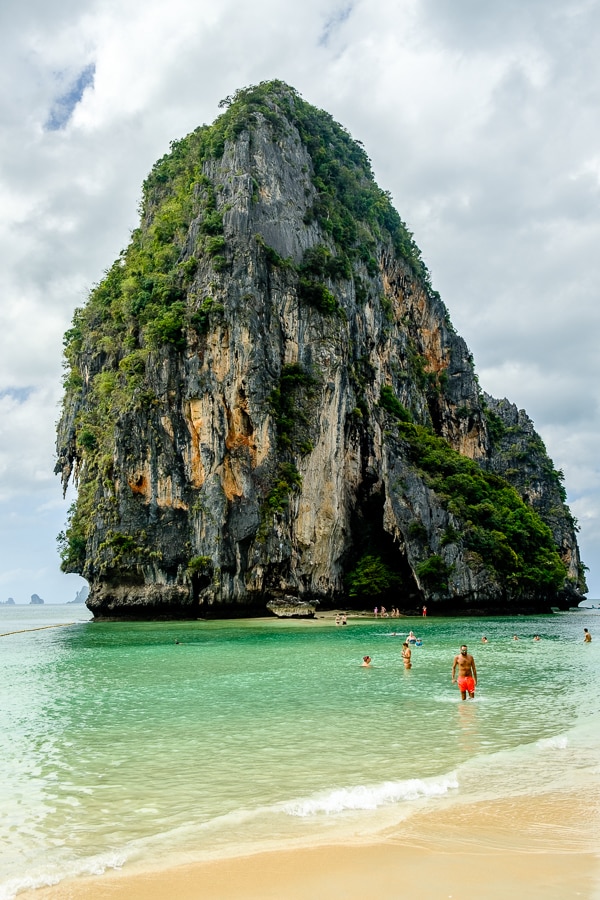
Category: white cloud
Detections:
[{"x1": 1, "y1": 0, "x2": 598, "y2": 600}]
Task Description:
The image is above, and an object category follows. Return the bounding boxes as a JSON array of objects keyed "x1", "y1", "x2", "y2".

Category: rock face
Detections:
[
  {"x1": 56, "y1": 81, "x2": 587, "y2": 619},
  {"x1": 266, "y1": 597, "x2": 317, "y2": 618},
  {"x1": 30, "y1": 594, "x2": 44, "y2": 605}
]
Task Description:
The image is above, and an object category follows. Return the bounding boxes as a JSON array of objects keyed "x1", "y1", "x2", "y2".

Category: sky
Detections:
[{"x1": 1, "y1": 0, "x2": 598, "y2": 603}]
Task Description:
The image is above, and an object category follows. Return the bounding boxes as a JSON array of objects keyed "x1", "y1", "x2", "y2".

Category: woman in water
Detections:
[{"x1": 402, "y1": 643, "x2": 412, "y2": 669}]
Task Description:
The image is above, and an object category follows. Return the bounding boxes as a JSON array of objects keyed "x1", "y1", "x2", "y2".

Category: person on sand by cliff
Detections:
[{"x1": 452, "y1": 644, "x2": 477, "y2": 700}]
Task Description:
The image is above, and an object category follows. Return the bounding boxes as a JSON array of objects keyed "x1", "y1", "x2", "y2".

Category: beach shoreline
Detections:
[
  {"x1": 19, "y1": 789, "x2": 600, "y2": 900},
  {"x1": 6, "y1": 609, "x2": 599, "y2": 900}
]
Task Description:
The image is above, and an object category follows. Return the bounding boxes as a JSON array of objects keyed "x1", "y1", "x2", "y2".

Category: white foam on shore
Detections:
[
  {"x1": 536, "y1": 734, "x2": 568, "y2": 750},
  {"x1": 0, "y1": 851, "x2": 127, "y2": 900},
  {"x1": 282, "y1": 773, "x2": 459, "y2": 817},
  {"x1": 4, "y1": 725, "x2": 595, "y2": 899}
]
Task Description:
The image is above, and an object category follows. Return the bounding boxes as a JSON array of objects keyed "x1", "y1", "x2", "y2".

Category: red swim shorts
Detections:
[{"x1": 457, "y1": 676, "x2": 475, "y2": 693}]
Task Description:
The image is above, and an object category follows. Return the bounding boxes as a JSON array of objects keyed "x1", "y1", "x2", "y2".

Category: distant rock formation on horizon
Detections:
[
  {"x1": 55, "y1": 80, "x2": 587, "y2": 620},
  {"x1": 0, "y1": 597, "x2": 16, "y2": 605},
  {"x1": 67, "y1": 585, "x2": 90, "y2": 604},
  {"x1": 30, "y1": 594, "x2": 44, "y2": 605}
]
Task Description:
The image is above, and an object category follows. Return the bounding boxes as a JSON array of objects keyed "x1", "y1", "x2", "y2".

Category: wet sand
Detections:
[{"x1": 21, "y1": 789, "x2": 600, "y2": 900}]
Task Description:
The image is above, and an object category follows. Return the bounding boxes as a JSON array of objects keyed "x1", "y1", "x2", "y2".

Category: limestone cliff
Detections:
[{"x1": 56, "y1": 81, "x2": 587, "y2": 618}]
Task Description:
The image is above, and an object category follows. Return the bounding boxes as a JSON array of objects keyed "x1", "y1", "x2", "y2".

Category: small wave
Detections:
[
  {"x1": 536, "y1": 735, "x2": 568, "y2": 750},
  {"x1": 282, "y1": 774, "x2": 458, "y2": 817},
  {"x1": 0, "y1": 850, "x2": 127, "y2": 900}
]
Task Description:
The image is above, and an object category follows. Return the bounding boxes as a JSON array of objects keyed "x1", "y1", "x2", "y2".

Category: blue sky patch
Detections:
[
  {"x1": 45, "y1": 63, "x2": 96, "y2": 131},
  {"x1": 319, "y1": 5, "x2": 354, "y2": 47},
  {"x1": 0, "y1": 387, "x2": 34, "y2": 403}
]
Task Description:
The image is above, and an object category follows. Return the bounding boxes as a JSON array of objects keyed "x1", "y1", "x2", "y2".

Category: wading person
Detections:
[
  {"x1": 451, "y1": 644, "x2": 477, "y2": 700},
  {"x1": 402, "y1": 642, "x2": 412, "y2": 669}
]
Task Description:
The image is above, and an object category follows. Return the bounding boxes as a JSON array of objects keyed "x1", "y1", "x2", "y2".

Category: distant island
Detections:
[
  {"x1": 0, "y1": 588, "x2": 89, "y2": 605},
  {"x1": 67, "y1": 585, "x2": 89, "y2": 604}
]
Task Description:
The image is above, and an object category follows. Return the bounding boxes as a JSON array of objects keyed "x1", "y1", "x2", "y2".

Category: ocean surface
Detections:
[{"x1": 1, "y1": 604, "x2": 599, "y2": 898}]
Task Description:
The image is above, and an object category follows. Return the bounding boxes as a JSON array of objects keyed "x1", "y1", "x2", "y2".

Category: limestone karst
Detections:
[{"x1": 55, "y1": 81, "x2": 586, "y2": 618}]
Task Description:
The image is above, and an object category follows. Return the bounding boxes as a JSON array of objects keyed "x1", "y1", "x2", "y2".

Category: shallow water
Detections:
[{"x1": 1, "y1": 605, "x2": 599, "y2": 897}]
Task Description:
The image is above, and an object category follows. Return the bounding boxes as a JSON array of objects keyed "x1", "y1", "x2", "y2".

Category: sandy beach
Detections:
[{"x1": 21, "y1": 789, "x2": 600, "y2": 900}]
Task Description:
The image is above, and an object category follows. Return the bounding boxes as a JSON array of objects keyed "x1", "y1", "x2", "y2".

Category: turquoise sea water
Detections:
[{"x1": 1, "y1": 605, "x2": 599, "y2": 897}]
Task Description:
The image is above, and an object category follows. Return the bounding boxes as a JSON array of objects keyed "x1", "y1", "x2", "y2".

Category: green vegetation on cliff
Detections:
[
  {"x1": 346, "y1": 553, "x2": 402, "y2": 599},
  {"x1": 265, "y1": 364, "x2": 320, "y2": 513},
  {"x1": 383, "y1": 403, "x2": 568, "y2": 592}
]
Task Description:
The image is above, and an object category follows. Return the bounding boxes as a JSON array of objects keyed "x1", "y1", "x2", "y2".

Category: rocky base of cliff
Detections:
[
  {"x1": 85, "y1": 581, "x2": 580, "y2": 620},
  {"x1": 266, "y1": 596, "x2": 317, "y2": 618}
]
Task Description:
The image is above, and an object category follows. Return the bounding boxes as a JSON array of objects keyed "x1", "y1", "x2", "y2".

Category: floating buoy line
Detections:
[{"x1": 0, "y1": 622, "x2": 78, "y2": 637}]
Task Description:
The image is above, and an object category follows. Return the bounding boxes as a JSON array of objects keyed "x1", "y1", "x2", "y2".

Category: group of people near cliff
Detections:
[
  {"x1": 360, "y1": 627, "x2": 592, "y2": 700},
  {"x1": 374, "y1": 607, "x2": 427, "y2": 617},
  {"x1": 361, "y1": 641, "x2": 476, "y2": 696}
]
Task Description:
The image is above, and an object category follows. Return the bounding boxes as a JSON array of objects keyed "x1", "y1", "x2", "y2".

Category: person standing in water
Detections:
[
  {"x1": 402, "y1": 642, "x2": 412, "y2": 669},
  {"x1": 452, "y1": 644, "x2": 477, "y2": 700},
  {"x1": 584, "y1": 628, "x2": 592, "y2": 643}
]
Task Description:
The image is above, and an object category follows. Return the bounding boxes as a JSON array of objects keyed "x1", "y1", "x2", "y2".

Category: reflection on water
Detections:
[{"x1": 457, "y1": 699, "x2": 478, "y2": 754}]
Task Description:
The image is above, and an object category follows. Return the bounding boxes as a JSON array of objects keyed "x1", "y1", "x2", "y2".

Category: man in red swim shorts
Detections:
[{"x1": 451, "y1": 644, "x2": 477, "y2": 700}]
